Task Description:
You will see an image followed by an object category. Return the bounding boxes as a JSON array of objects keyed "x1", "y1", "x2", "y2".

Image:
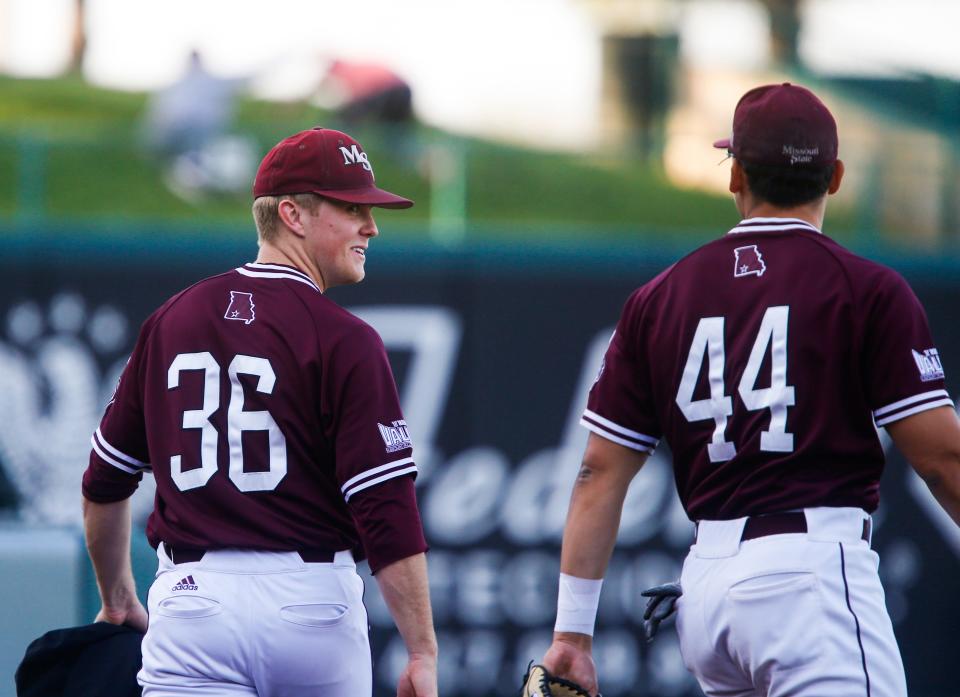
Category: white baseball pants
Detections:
[
  {"x1": 676, "y1": 507, "x2": 907, "y2": 697},
  {"x1": 138, "y1": 546, "x2": 371, "y2": 696}
]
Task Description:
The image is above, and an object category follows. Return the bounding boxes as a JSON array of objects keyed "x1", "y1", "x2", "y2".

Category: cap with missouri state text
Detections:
[
  {"x1": 253, "y1": 127, "x2": 413, "y2": 209},
  {"x1": 713, "y1": 83, "x2": 838, "y2": 167}
]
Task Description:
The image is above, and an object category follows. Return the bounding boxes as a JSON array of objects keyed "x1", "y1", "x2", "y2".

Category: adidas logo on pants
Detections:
[{"x1": 171, "y1": 575, "x2": 198, "y2": 591}]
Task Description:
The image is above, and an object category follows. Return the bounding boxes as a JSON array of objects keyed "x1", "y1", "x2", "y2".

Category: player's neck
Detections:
[
  {"x1": 738, "y1": 198, "x2": 827, "y2": 231},
  {"x1": 254, "y1": 242, "x2": 326, "y2": 292}
]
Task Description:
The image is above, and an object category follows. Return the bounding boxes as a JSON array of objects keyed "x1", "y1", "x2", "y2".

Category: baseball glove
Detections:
[{"x1": 519, "y1": 661, "x2": 599, "y2": 697}]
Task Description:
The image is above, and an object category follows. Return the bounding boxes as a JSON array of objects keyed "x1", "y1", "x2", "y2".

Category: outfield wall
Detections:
[{"x1": 2, "y1": 228, "x2": 958, "y2": 697}]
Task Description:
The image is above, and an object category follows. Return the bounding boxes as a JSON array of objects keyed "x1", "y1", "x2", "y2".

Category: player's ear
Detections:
[
  {"x1": 729, "y1": 159, "x2": 745, "y2": 194},
  {"x1": 277, "y1": 198, "x2": 306, "y2": 238},
  {"x1": 827, "y1": 160, "x2": 844, "y2": 195}
]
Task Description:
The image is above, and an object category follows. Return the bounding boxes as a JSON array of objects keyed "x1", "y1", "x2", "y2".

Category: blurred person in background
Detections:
[
  {"x1": 142, "y1": 50, "x2": 255, "y2": 200},
  {"x1": 81, "y1": 127, "x2": 438, "y2": 697},
  {"x1": 537, "y1": 83, "x2": 960, "y2": 697},
  {"x1": 315, "y1": 58, "x2": 414, "y2": 127}
]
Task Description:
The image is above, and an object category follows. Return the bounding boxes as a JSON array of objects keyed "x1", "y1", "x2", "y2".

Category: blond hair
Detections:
[{"x1": 252, "y1": 193, "x2": 323, "y2": 244}]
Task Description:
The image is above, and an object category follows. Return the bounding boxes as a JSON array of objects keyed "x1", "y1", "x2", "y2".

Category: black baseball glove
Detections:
[
  {"x1": 519, "y1": 661, "x2": 599, "y2": 697},
  {"x1": 640, "y1": 581, "x2": 682, "y2": 642}
]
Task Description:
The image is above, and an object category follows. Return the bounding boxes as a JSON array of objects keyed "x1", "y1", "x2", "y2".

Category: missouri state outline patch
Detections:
[
  {"x1": 734, "y1": 245, "x2": 766, "y2": 278},
  {"x1": 224, "y1": 291, "x2": 256, "y2": 324}
]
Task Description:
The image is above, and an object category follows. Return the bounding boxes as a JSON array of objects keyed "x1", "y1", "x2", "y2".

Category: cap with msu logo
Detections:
[
  {"x1": 713, "y1": 83, "x2": 838, "y2": 167},
  {"x1": 253, "y1": 127, "x2": 413, "y2": 208}
]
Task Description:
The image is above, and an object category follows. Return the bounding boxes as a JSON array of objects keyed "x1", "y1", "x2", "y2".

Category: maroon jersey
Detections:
[
  {"x1": 83, "y1": 262, "x2": 426, "y2": 571},
  {"x1": 583, "y1": 218, "x2": 951, "y2": 520}
]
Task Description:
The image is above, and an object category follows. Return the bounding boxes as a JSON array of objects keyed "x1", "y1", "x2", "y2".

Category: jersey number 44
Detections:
[{"x1": 676, "y1": 305, "x2": 795, "y2": 463}]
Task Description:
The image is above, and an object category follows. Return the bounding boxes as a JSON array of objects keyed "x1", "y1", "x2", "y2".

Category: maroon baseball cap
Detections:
[
  {"x1": 713, "y1": 83, "x2": 838, "y2": 167},
  {"x1": 253, "y1": 127, "x2": 413, "y2": 208}
]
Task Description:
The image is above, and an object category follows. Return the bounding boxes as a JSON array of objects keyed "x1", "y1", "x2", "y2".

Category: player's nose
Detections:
[{"x1": 361, "y1": 209, "x2": 379, "y2": 237}]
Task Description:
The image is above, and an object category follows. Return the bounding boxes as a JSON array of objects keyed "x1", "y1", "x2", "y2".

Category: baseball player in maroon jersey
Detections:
[
  {"x1": 81, "y1": 128, "x2": 438, "y2": 697},
  {"x1": 539, "y1": 83, "x2": 960, "y2": 696}
]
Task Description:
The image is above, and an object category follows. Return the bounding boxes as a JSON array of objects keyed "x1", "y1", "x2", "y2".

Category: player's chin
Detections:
[
  {"x1": 341, "y1": 256, "x2": 366, "y2": 283},
  {"x1": 347, "y1": 266, "x2": 366, "y2": 284}
]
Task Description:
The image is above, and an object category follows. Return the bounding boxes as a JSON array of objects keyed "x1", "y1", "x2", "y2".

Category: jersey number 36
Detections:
[
  {"x1": 168, "y1": 352, "x2": 287, "y2": 492},
  {"x1": 675, "y1": 305, "x2": 795, "y2": 463}
]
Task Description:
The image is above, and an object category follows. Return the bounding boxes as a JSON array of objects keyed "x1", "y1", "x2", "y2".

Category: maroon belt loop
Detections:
[
  {"x1": 296, "y1": 550, "x2": 337, "y2": 563},
  {"x1": 740, "y1": 512, "x2": 808, "y2": 541},
  {"x1": 163, "y1": 543, "x2": 205, "y2": 564}
]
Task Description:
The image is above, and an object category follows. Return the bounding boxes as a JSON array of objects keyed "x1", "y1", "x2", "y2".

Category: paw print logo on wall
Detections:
[{"x1": 0, "y1": 293, "x2": 154, "y2": 525}]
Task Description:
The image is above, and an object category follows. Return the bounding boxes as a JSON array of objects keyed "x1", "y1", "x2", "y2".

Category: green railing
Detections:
[{"x1": 1, "y1": 120, "x2": 958, "y2": 257}]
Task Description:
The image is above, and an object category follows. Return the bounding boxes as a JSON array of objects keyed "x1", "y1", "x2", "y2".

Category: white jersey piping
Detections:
[
  {"x1": 236, "y1": 265, "x2": 321, "y2": 292},
  {"x1": 727, "y1": 217, "x2": 821, "y2": 235}
]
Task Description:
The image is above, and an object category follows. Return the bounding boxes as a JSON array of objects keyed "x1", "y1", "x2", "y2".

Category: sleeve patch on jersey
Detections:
[
  {"x1": 378, "y1": 420, "x2": 413, "y2": 453},
  {"x1": 874, "y1": 389, "x2": 954, "y2": 427},
  {"x1": 90, "y1": 428, "x2": 150, "y2": 475},
  {"x1": 580, "y1": 409, "x2": 659, "y2": 452},
  {"x1": 912, "y1": 348, "x2": 945, "y2": 382},
  {"x1": 341, "y1": 457, "x2": 417, "y2": 502}
]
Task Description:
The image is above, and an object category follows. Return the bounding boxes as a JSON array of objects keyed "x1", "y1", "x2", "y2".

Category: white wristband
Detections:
[{"x1": 554, "y1": 573, "x2": 603, "y2": 636}]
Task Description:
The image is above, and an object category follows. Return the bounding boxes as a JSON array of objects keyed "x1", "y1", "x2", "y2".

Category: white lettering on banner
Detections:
[
  {"x1": 422, "y1": 448, "x2": 509, "y2": 544},
  {"x1": 458, "y1": 551, "x2": 505, "y2": 625},
  {"x1": 498, "y1": 551, "x2": 563, "y2": 625},
  {"x1": 497, "y1": 327, "x2": 681, "y2": 545},
  {"x1": 0, "y1": 295, "x2": 159, "y2": 525},
  {"x1": 351, "y1": 306, "x2": 461, "y2": 480},
  {"x1": 378, "y1": 629, "x2": 511, "y2": 697},
  {"x1": 361, "y1": 548, "x2": 683, "y2": 633},
  {"x1": 363, "y1": 550, "x2": 693, "y2": 696},
  {"x1": 498, "y1": 444, "x2": 678, "y2": 545},
  {"x1": 497, "y1": 446, "x2": 579, "y2": 544}
]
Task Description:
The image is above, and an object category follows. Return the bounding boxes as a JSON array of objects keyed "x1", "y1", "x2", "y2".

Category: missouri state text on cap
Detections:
[{"x1": 713, "y1": 83, "x2": 838, "y2": 167}]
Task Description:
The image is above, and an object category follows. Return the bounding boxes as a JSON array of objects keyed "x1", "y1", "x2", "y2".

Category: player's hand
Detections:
[
  {"x1": 396, "y1": 652, "x2": 438, "y2": 697},
  {"x1": 542, "y1": 634, "x2": 599, "y2": 697},
  {"x1": 95, "y1": 599, "x2": 149, "y2": 633}
]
